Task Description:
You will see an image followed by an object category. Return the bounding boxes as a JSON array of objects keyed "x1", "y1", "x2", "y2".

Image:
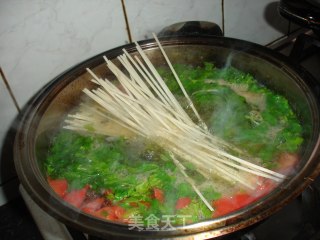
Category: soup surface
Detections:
[{"x1": 45, "y1": 63, "x2": 303, "y2": 228}]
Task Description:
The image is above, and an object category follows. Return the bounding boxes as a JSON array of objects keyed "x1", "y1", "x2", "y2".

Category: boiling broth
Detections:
[{"x1": 45, "y1": 63, "x2": 303, "y2": 226}]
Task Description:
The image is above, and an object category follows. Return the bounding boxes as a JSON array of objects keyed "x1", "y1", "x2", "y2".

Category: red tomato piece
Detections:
[
  {"x1": 129, "y1": 202, "x2": 139, "y2": 207},
  {"x1": 63, "y1": 185, "x2": 89, "y2": 208},
  {"x1": 212, "y1": 193, "x2": 256, "y2": 217},
  {"x1": 93, "y1": 206, "x2": 114, "y2": 219},
  {"x1": 112, "y1": 205, "x2": 126, "y2": 219},
  {"x1": 139, "y1": 200, "x2": 151, "y2": 208},
  {"x1": 234, "y1": 193, "x2": 255, "y2": 208},
  {"x1": 153, "y1": 188, "x2": 164, "y2": 203},
  {"x1": 106, "y1": 212, "x2": 118, "y2": 221},
  {"x1": 175, "y1": 197, "x2": 192, "y2": 210},
  {"x1": 92, "y1": 205, "x2": 125, "y2": 221},
  {"x1": 81, "y1": 197, "x2": 105, "y2": 213},
  {"x1": 129, "y1": 201, "x2": 151, "y2": 208},
  {"x1": 212, "y1": 179, "x2": 279, "y2": 218},
  {"x1": 212, "y1": 197, "x2": 236, "y2": 217},
  {"x1": 47, "y1": 178, "x2": 68, "y2": 198}
]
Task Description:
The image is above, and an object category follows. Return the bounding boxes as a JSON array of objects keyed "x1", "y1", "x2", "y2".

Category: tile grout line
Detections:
[
  {"x1": 265, "y1": 27, "x2": 305, "y2": 47},
  {"x1": 0, "y1": 67, "x2": 21, "y2": 113},
  {"x1": 265, "y1": 35, "x2": 289, "y2": 47},
  {"x1": 121, "y1": 0, "x2": 133, "y2": 43},
  {"x1": 221, "y1": 0, "x2": 225, "y2": 35}
]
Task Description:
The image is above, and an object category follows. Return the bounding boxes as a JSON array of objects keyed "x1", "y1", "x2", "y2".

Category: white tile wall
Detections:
[
  {"x1": 0, "y1": 0, "x2": 129, "y2": 108},
  {"x1": 224, "y1": 0, "x2": 289, "y2": 45},
  {"x1": 0, "y1": 0, "x2": 129, "y2": 206},
  {"x1": 0, "y1": 0, "x2": 297, "y2": 205},
  {"x1": 124, "y1": 0, "x2": 223, "y2": 41}
]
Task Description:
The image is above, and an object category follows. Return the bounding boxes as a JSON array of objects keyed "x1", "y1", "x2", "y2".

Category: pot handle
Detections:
[{"x1": 157, "y1": 21, "x2": 223, "y2": 37}]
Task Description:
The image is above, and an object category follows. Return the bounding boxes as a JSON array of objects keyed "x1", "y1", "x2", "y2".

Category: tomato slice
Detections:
[
  {"x1": 212, "y1": 193, "x2": 256, "y2": 217},
  {"x1": 112, "y1": 205, "x2": 126, "y2": 219},
  {"x1": 153, "y1": 188, "x2": 164, "y2": 203},
  {"x1": 212, "y1": 197, "x2": 237, "y2": 217},
  {"x1": 175, "y1": 197, "x2": 191, "y2": 210},
  {"x1": 93, "y1": 207, "x2": 115, "y2": 220},
  {"x1": 92, "y1": 205, "x2": 126, "y2": 221},
  {"x1": 129, "y1": 202, "x2": 139, "y2": 207},
  {"x1": 63, "y1": 185, "x2": 89, "y2": 208},
  {"x1": 129, "y1": 201, "x2": 151, "y2": 208},
  {"x1": 234, "y1": 193, "x2": 254, "y2": 207},
  {"x1": 212, "y1": 179, "x2": 278, "y2": 218},
  {"x1": 47, "y1": 178, "x2": 68, "y2": 198},
  {"x1": 81, "y1": 197, "x2": 105, "y2": 213},
  {"x1": 139, "y1": 200, "x2": 151, "y2": 208}
]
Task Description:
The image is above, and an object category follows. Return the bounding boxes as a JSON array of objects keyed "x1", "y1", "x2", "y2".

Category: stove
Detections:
[{"x1": 17, "y1": 27, "x2": 320, "y2": 239}]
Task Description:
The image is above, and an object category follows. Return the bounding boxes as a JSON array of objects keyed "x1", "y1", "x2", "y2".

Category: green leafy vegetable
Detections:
[
  {"x1": 160, "y1": 63, "x2": 304, "y2": 167},
  {"x1": 45, "y1": 63, "x2": 304, "y2": 226}
]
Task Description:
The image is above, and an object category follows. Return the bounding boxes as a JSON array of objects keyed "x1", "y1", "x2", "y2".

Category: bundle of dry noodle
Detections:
[{"x1": 64, "y1": 34, "x2": 286, "y2": 211}]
